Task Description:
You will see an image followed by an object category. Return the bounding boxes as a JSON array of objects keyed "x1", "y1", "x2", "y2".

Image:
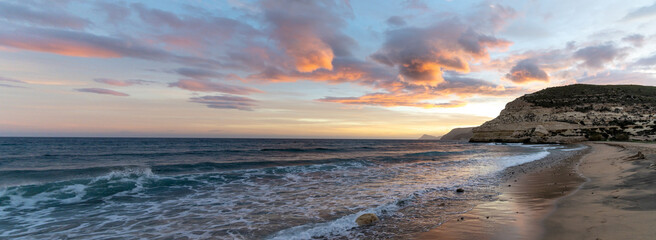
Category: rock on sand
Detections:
[{"x1": 355, "y1": 213, "x2": 379, "y2": 226}]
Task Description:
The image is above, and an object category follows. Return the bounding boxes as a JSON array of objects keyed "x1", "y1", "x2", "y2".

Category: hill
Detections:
[
  {"x1": 418, "y1": 134, "x2": 440, "y2": 140},
  {"x1": 470, "y1": 84, "x2": 656, "y2": 143},
  {"x1": 440, "y1": 127, "x2": 474, "y2": 141}
]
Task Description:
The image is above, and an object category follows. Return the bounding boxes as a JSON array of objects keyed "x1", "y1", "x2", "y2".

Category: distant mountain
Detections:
[
  {"x1": 470, "y1": 84, "x2": 656, "y2": 143},
  {"x1": 440, "y1": 127, "x2": 474, "y2": 141},
  {"x1": 418, "y1": 134, "x2": 440, "y2": 140}
]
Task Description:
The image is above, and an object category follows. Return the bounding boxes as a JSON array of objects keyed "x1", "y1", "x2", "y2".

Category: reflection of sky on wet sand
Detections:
[{"x1": 417, "y1": 156, "x2": 584, "y2": 240}]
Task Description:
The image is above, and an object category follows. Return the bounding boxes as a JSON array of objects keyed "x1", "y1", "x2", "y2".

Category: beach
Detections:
[
  {"x1": 544, "y1": 142, "x2": 656, "y2": 240},
  {"x1": 417, "y1": 142, "x2": 656, "y2": 240}
]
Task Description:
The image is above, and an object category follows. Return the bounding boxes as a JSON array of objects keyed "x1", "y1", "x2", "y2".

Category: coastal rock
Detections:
[
  {"x1": 440, "y1": 127, "x2": 475, "y2": 141},
  {"x1": 470, "y1": 84, "x2": 656, "y2": 143},
  {"x1": 355, "y1": 213, "x2": 379, "y2": 226},
  {"x1": 418, "y1": 134, "x2": 440, "y2": 140}
]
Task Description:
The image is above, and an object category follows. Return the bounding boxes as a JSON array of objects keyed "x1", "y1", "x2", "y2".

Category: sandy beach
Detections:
[
  {"x1": 416, "y1": 142, "x2": 656, "y2": 240},
  {"x1": 544, "y1": 142, "x2": 656, "y2": 240}
]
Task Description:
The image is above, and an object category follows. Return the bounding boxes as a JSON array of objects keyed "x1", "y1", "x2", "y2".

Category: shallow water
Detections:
[{"x1": 0, "y1": 138, "x2": 582, "y2": 239}]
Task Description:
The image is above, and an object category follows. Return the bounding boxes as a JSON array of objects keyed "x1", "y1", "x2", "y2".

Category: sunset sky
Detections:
[{"x1": 2, "y1": 0, "x2": 656, "y2": 138}]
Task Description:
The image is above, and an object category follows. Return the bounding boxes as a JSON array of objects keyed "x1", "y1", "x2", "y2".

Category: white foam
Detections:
[{"x1": 269, "y1": 203, "x2": 399, "y2": 240}]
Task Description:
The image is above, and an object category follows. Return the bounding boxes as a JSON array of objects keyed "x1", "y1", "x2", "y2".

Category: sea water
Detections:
[{"x1": 0, "y1": 138, "x2": 583, "y2": 239}]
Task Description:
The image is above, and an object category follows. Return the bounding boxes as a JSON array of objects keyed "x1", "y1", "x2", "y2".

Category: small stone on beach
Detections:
[
  {"x1": 456, "y1": 188, "x2": 465, "y2": 193},
  {"x1": 355, "y1": 213, "x2": 379, "y2": 226}
]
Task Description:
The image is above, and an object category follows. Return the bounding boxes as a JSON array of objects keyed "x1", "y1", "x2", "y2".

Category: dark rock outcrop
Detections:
[{"x1": 470, "y1": 84, "x2": 656, "y2": 143}]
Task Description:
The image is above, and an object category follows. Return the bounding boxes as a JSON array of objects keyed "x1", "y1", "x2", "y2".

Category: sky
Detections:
[{"x1": 1, "y1": 0, "x2": 656, "y2": 139}]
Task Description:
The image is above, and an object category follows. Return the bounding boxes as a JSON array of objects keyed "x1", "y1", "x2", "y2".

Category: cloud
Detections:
[
  {"x1": 505, "y1": 59, "x2": 549, "y2": 83},
  {"x1": 319, "y1": 76, "x2": 521, "y2": 108},
  {"x1": 468, "y1": 3, "x2": 517, "y2": 31},
  {"x1": 386, "y1": 16, "x2": 406, "y2": 27},
  {"x1": 0, "y1": 83, "x2": 27, "y2": 88},
  {"x1": 247, "y1": 57, "x2": 395, "y2": 85},
  {"x1": 370, "y1": 19, "x2": 511, "y2": 86},
  {"x1": 622, "y1": 2, "x2": 656, "y2": 21},
  {"x1": 403, "y1": 0, "x2": 429, "y2": 10},
  {"x1": 320, "y1": 93, "x2": 466, "y2": 108},
  {"x1": 169, "y1": 79, "x2": 261, "y2": 95},
  {"x1": 438, "y1": 75, "x2": 522, "y2": 96},
  {"x1": 622, "y1": 34, "x2": 645, "y2": 47},
  {"x1": 0, "y1": 28, "x2": 169, "y2": 59},
  {"x1": 75, "y1": 88, "x2": 129, "y2": 96},
  {"x1": 573, "y1": 43, "x2": 624, "y2": 69},
  {"x1": 0, "y1": 2, "x2": 90, "y2": 29},
  {"x1": 0, "y1": 76, "x2": 28, "y2": 88},
  {"x1": 577, "y1": 71, "x2": 656, "y2": 85},
  {"x1": 262, "y1": 0, "x2": 355, "y2": 72},
  {"x1": 93, "y1": 78, "x2": 153, "y2": 86},
  {"x1": 189, "y1": 95, "x2": 257, "y2": 111},
  {"x1": 94, "y1": 2, "x2": 131, "y2": 24},
  {"x1": 174, "y1": 68, "x2": 225, "y2": 80},
  {"x1": 0, "y1": 76, "x2": 27, "y2": 84},
  {"x1": 633, "y1": 53, "x2": 656, "y2": 66},
  {"x1": 0, "y1": 27, "x2": 225, "y2": 69},
  {"x1": 131, "y1": 3, "x2": 260, "y2": 51}
]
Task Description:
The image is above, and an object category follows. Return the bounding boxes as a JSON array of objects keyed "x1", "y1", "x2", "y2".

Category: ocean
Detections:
[{"x1": 0, "y1": 138, "x2": 585, "y2": 239}]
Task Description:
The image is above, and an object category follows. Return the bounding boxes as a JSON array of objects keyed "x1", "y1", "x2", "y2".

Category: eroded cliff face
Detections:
[{"x1": 470, "y1": 85, "x2": 656, "y2": 143}]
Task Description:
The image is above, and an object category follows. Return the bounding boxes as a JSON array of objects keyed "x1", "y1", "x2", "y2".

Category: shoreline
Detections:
[
  {"x1": 416, "y1": 142, "x2": 656, "y2": 239},
  {"x1": 415, "y1": 144, "x2": 590, "y2": 239},
  {"x1": 543, "y1": 142, "x2": 656, "y2": 239}
]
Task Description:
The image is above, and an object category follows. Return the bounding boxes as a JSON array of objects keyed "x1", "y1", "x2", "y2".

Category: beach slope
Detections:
[{"x1": 543, "y1": 142, "x2": 656, "y2": 240}]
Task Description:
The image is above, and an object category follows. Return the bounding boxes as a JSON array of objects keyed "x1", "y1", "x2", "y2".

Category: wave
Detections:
[
  {"x1": 404, "y1": 149, "x2": 486, "y2": 157},
  {"x1": 36, "y1": 149, "x2": 248, "y2": 159},
  {"x1": 259, "y1": 147, "x2": 339, "y2": 152},
  {"x1": 0, "y1": 167, "x2": 159, "y2": 212}
]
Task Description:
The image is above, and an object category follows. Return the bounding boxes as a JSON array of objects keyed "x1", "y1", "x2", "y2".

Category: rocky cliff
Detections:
[
  {"x1": 440, "y1": 127, "x2": 474, "y2": 141},
  {"x1": 470, "y1": 84, "x2": 656, "y2": 143}
]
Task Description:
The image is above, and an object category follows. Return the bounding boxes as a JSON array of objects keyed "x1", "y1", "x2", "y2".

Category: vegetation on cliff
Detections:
[
  {"x1": 470, "y1": 84, "x2": 656, "y2": 143},
  {"x1": 521, "y1": 84, "x2": 656, "y2": 109}
]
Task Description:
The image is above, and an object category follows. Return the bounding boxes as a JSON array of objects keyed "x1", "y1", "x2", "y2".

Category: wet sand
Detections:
[
  {"x1": 416, "y1": 147, "x2": 589, "y2": 240},
  {"x1": 416, "y1": 142, "x2": 656, "y2": 240}
]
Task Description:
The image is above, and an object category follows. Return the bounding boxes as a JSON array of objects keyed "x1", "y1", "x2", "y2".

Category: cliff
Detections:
[
  {"x1": 470, "y1": 84, "x2": 656, "y2": 143},
  {"x1": 440, "y1": 127, "x2": 474, "y2": 141}
]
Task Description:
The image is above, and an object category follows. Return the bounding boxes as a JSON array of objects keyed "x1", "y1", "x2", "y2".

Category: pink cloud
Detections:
[
  {"x1": 0, "y1": 28, "x2": 168, "y2": 59},
  {"x1": 75, "y1": 88, "x2": 129, "y2": 96}
]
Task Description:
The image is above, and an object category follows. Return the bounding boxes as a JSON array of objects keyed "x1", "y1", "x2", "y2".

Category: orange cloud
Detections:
[
  {"x1": 263, "y1": 0, "x2": 352, "y2": 73},
  {"x1": 370, "y1": 19, "x2": 511, "y2": 87},
  {"x1": 319, "y1": 76, "x2": 522, "y2": 108},
  {"x1": 320, "y1": 91, "x2": 467, "y2": 109},
  {"x1": 279, "y1": 31, "x2": 334, "y2": 73}
]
